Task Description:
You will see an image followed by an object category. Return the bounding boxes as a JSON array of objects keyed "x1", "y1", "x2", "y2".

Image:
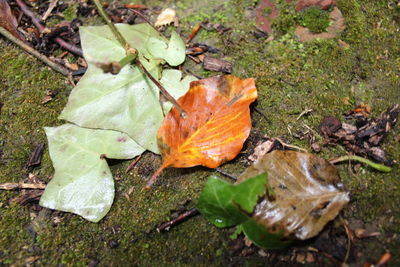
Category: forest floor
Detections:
[{"x1": 1, "y1": 0, "x2": 399, "y2": 266}]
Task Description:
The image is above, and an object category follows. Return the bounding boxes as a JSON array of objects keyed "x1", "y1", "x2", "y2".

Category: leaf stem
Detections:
[
  {"x1": 145, "y1": 164, "x2": 166, "y2": 189},
  {"x1": 329, "y1": 155, "x2": 392, "y2": 172},
  {"x1": 136, "y1": 59, "x2": 187, "y2": 118},
  {"x1": 92, "y1": 0, "x2": 134, "y2": 53}
]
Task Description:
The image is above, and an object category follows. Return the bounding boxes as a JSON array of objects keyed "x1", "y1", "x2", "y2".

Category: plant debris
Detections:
[{"x1": 320, "y1": 104, "x2": 399, "y2": 163}]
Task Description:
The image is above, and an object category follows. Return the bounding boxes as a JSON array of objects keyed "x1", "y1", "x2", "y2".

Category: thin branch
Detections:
[
  {"x1": 186, "y1": 22, "x2": 202, "y2": 43},
  {"x1": 0, "y1": 26, "x2": 71, "y2": 76},
  {"x1": 157, "y1": 208, "x2": 199, "y2": 232},
  {"x1": 93, "y1": 0, "x2": 132, "y2": 50},
  {"x1": 215, "y1": 168, "x2": 238, "y2": 181},
  {"x1": 136, "y1": 59, "x2": 187, "y2": 118},
  {"x1": 254, "y1": 106, "x2": 269, "y2": 121},
  {"x1": 129, "y1": 9, "x2": 159, "y2": 34},
  {"x1": 41, "y1": 0, "x2": 58, "y2": 21},
  {"x1": 15, "y1": 0, "x2": 83, "y2": 56},
  {"x1": 126, "y1": 155, "x2": 142, "y2": 173},
  {"x1": 329, "y1": 155, "x2": 392, "y2": 172},
  {"x1": 275, "y1": 137, "x2": 308, "y2": 153},
  {"x1": 0, "y1": 182, "x2": 46, "y2": 190}
]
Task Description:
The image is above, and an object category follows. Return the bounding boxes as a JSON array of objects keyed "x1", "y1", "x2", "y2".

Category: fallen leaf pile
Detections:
[
  {"x1": 197, "y1": 150, "x2": 349, "y2": 248},
  {"x1": 40, "y1": 23, "x2": 196, "y2": 221}
]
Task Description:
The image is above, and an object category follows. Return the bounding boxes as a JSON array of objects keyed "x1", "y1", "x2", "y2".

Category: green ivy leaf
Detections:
[
  {"x1": 196, "y1": 173, "x2": 268, "y2": 227},
  {"x1": 241, "y1": 219, "x2": 290, "y2": 249},
  {"x1": 59, "y1": 24, "x2": 188, "y2": 153},
  {"x1": 39, "y1": 124, "x2": 144, "y2": 222}
]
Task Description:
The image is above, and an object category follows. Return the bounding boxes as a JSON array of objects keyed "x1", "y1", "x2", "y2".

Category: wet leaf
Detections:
[
  {"x1": 196, "y1": 173, "x2": 268, "y2": 227},
  {"x1": 59, "y1": 24, "x2": 187, "y2": 153},
  {"x1": 152, "y1": 75, "x2": 257, "y2": 185},
  {"x1": 238, "y1": 150, "x2": 349, "y2": 240},
  {"x1": 40, "y1": 124, "x2": 144, "y2": 222},
  {"x1": 197, "y1": 173, "x2": 290, "y2": 249},
  {"x1": 0, "y1": 0, "x2": 23, "y2": 40}
]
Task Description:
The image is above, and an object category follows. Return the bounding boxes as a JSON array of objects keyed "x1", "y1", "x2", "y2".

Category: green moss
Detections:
[
  {"x1": 299, "y1": 6, "x2": 331, "y2": 33},
  {"x1": 63, "y1": 4, "x2": 78, "y2": 21}
]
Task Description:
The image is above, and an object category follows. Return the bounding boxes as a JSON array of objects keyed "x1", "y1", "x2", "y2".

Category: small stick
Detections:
[
  {"x1": 0, "y1": 26, "x2": 71, "y2": 76},
  {"x1": 215, "y1": 168, "x2": 237, "y2": 181},
  {"x1": 129, "y1": 9, "x2": 160, "y2": 35},
  {"x1": 296, "y1": 108, "x2": 313, "y2": 120},
  {"x1": 126, "y1": 155, "x2": 142, "y2": 173},
  {"x1": 157, "y1": 208, "x2": 199, "y2": 232},
  {"x1": 186, "y1": 22, "x2": 202, "y2": 43},
  {"x1": 0, "y1": 182, "x2": 46, "y2": 190},
  {"x1": 145, "y1": 163, "x2": 166, "y2": 189},
  {"x1": 15, "y1": 0, "x2": 83, "y2": 56},
  {"x1": 124, "y1": 4, "x2": 146, "y2": 9},
  {"x1": 253, "y1": 106, "x2": 269, "y2": 121},
  {"x1": 274, "y1": 137, "x2": 308, "y2": 152},
  {"x1": 41, "y1": 0, "x2": 58, "y2": 21},
  {"x1": 329, "y1": 155, "x2": 391, "y2": 172},
  {"x1": 136, "y1": 59, "x2": 187, "y2": 118}
]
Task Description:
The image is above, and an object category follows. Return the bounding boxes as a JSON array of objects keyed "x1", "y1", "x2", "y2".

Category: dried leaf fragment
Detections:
[
  {"x1": 149, "y1": 75, "x2": 257, "y2": 187},
  {"x1": 238, "y1": 150, "x2": 349, "y2": 240},
  {"x1": 155, "y1": 8, "x2": 177, "y2": 27},
  {"x1": 0, "y1": 0, "x2": 24, "y2": 40}
]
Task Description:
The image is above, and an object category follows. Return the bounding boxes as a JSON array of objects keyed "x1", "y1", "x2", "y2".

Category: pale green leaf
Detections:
[
  {"x1": 160, "y1": 69, "x2": 197, "y2": 113},
  {"x1": 147, "y1": 31, "x2": 186, "y2": 66},
  {"x1": 39, "y1": 124, "x2": 144, "y2": 222},
  {"x1": 59, "y1": 24, "x2": 189, "y2": 153}
]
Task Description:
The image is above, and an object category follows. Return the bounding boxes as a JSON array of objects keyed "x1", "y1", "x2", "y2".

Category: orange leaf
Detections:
[{"x1": 147, "y1": 75, "x2": 257, "y2": 188}]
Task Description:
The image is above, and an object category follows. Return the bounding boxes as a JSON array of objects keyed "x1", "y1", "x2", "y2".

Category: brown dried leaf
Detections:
[
  {"x1": 238, "y1": 150, "x2": 349, "y2": 240},
  {"x1": 0, "y1": 0, "x2": 24, "y2": 40}
]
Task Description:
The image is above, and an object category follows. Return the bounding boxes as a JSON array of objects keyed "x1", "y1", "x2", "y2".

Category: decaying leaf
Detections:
[
  {"x1": 0, "y1": 0, "x2": 24, "y2": 40},
  {"x1": 154, "y1": 8, "x2": 177, "y2": 27},
  {"x1": 149, "y1": 75, "x2": 257, "y2": 187},
  {"x1": 197, "y1": 173, "x2": 290, "y2": 249},
  {"x1": 59, "y1": 24, "x2": 187, "y2": 153},
  {"x1": 40, "y1": 124, "x2": 144, "y2": 222},
  {"x1": 238, "y1": 150, "x2": 349, "y2": 240}
]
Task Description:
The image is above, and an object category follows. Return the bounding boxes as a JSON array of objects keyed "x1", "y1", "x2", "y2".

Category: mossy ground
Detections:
[{"x1": 1, "y1": 0, "x2": 399, "y2": 265}]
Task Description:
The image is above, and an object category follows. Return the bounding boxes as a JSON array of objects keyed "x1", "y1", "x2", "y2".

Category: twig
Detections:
[
  {"x1": 186, "y1": 22, "x2": 202, "y2": 43},
  {"x1": 15, "y1": 0, "x2": 83, "y2": 56},
  {"x1": 136, "y1": 59, "x2": 187, "y2": 118},
  {"x1": 0, "y1": 26, "x2": 71, "y2": 76},
  {"x1": 296, "y1": 108, "x2": 313, "y2": 120},
  {"x1": 41, "y1": 0, "x2": 58, "y2": 21},
  {"x1": 93, "y1": 0, "x2": 132, "y2": 51},
  {"x1": 215, "y1": 168, "x2": 238, "y2": 181},
  {"x1": 129, "y1": 9, "x2": 160, "y2": 35},
  {"x1": 275, "y1": 137, "x2": 308, "y2": 152},
  {"x1": 343, "y1": 222, "x2": 352, "y2": 265},
  {"x1": 156, "y1": 208, "x2": 199, "y2": 232},
  {"x1": 254, "y1": 106, "x2": 269, "y2": 121},
  {"x1": 126, "y1": 155, "x2": 142, "y2": 173},
  {"x1": 0, "y1": 182, "x2": 46, "y2": 190},
  {"x1": 329, "y1": 155, "x2": 391, "y2": 172}
]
